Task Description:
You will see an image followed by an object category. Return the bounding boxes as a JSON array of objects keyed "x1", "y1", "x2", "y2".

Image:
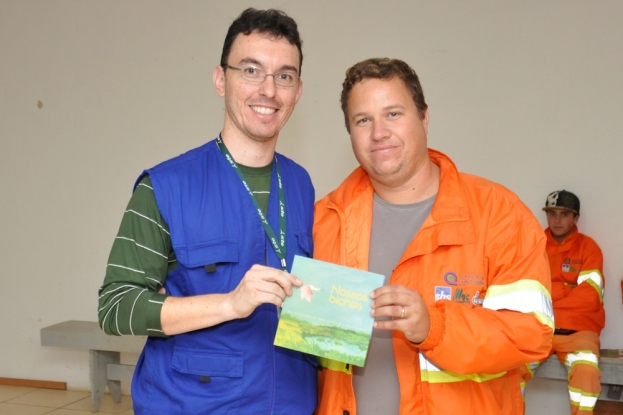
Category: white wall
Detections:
[{"x1": 1, "y1": 0, "x2": 622, "y2": 411}]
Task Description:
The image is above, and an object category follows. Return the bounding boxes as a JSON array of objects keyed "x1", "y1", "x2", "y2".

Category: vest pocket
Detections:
[
  {"x1": 173, "y1": 239, "x2": 240, "y2": 294},
  {"x1": 171, "y1": 346, "x2": 243, "y2": 413},
  {"x1": 175, "y1": 239, "x2": 238, "y2": 269}
]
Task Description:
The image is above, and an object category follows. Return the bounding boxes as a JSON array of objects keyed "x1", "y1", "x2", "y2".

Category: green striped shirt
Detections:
[{"x1": 98, "y1": 162, "x2": 273, "y2": 336}]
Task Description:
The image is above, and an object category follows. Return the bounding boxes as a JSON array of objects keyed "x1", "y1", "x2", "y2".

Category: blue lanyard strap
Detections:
[{"x1": 216, "y1": 135, "x2": 287, "y2": 271}]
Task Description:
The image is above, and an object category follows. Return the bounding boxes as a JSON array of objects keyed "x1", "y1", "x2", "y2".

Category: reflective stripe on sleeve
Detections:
[
  {"x1": 419, "y1": 354, "x2": 506, "y2": 383},
  {"x1": 577, "y1": 270, "x2": 604, "y2": 303},
  {"x1": 482, "y1": 280, "x2": 555, "y2": 330}
]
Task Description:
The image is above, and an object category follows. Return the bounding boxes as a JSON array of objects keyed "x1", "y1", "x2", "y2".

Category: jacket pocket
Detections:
[{"x1": 171, "y1": 346, "x2": 243, "y2": 414}]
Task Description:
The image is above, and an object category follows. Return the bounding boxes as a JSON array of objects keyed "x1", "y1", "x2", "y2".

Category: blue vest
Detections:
[{"x1": 131, "y1": 139, "x2": 318, "y2": 415}]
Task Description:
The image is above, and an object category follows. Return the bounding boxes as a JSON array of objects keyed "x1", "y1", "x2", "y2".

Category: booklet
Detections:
[{"x1": 274, "y1": 255, "x2": 385, "y2": 367}]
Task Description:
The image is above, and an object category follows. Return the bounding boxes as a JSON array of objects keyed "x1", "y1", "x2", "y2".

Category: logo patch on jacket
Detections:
[
  {"x1": 453, "y1": 288, "x2": 470, "y2": 303},
  {"x1": 452, "y1": 289, "x2": 484, "y2": 305},
  {"x1": 435, "y1": 286, "x2": 452, "y2": 301},
  {"x1": 460, "y1": 274, "x2": 485, "y2": 286},
  {"x1": 444, "y1": 272, "x2": 458, "y2": 286},
  {"x1": 442, "y1": 271, "x2": 485, "y2": 286}
]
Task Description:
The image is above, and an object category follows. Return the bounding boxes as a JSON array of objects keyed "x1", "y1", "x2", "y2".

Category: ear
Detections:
[
  {"x1": 422, "y1": 110, "x2": 430, "y2": 135},
  {"x1": 294, "y1": 78, "x2": 303, "y2": 105},
  {"x1": 213, "y1": 65, "x2": 226, "y2": 98},
  {"x1": 573, "y1": 214, "x2": 580, "y2": 225}
]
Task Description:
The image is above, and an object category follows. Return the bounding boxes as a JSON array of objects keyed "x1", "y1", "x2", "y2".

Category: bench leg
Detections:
[
  {"x1": 89, "y1": 350, "x2": 120, "y2": 412},
  {"x1": 107, "y1": 374, "x2": 122, "y2": 404}
]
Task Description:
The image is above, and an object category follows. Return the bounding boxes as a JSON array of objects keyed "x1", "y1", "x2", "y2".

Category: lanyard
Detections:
[{"x1": 216, "y1": 135, "x2": 287, "y2": 271}]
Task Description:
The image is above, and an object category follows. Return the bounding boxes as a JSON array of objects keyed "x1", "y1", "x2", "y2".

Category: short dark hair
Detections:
[
  {"x1": 220, "y1": 8, "x2": 303, "y2": 74},
  {"x1": 340, "y1": 58, "x2": 428, "y2": 132}
]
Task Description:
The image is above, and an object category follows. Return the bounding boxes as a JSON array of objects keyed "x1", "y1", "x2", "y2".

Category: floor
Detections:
[
  {"x1": 0, "y1": 385, "x2": 133, "y2": 415},
  {"x1": 594, "y1": 400, "x2": 623, "y2": 415},
  {"x1": 525, "y1": 378, "x2": 623, "y2": 415},
  {"x1": 2, "y1": 383, "x2": 621, "y2": 415}
]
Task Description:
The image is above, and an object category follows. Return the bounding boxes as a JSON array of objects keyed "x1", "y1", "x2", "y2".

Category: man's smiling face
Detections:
[
  {"x1": 347, "y1": 76, "x2": 429, "y2": 190},
  {"x1": 214, "y1": 31, "x2": 303, "y2": 145}
]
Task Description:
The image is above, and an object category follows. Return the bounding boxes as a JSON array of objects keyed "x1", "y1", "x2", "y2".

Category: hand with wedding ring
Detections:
[{"x1": 370, "y1": 284, "x2": 430, "y2": 344}]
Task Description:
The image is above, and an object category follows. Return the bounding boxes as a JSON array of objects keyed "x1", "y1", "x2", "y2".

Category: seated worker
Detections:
[{"x1": 521, "y1": 190, "x2": 605, "y2": 415}]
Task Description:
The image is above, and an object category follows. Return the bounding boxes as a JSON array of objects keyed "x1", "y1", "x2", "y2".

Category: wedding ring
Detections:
[{"x1": 400, "y1": 306, "x2": 405, "y2": 319}]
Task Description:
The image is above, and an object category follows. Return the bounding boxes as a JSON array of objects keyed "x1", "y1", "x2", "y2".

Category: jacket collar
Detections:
[
  {"x1": 409, "y1": 149, "x2": 475, "y2": 257},
  {"x1": 327, "y1": 149, "x2": 475, "y2": 261},
  {"x1": 545, "y1": 225, "x2": 579, "y2": 251},
  {"x1": 426, "y1": 149, "x2": 471, "y2": 225}
]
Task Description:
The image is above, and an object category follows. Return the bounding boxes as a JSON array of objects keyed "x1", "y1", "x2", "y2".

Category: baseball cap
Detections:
[{"x1": 543, "y1": 190, "x2": 580, "y2": 214}]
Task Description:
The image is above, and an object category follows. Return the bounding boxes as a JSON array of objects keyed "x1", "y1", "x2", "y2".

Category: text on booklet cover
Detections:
[{"x1": 274, "y1": 255, "x2": 385, "y2": 366}]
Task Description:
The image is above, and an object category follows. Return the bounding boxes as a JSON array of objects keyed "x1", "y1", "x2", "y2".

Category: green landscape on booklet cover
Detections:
[{"x1": 274, "y1": 255, "x2": 385, "y2": 366}]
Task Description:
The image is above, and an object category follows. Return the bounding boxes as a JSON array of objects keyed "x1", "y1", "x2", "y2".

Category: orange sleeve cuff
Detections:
[{"x1": 415, "y1": 305, "x2": 445, "y2": 351}]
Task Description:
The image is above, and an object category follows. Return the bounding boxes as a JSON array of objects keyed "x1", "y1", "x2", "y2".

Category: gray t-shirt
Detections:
[{"x1": 353, "y1": 192, "x2": 436, "y2": 415}]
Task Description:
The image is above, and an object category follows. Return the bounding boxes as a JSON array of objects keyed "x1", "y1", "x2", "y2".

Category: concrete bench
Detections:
[
  {"x1": 40, "y1": 320, "x2": 145, "y2": 412},
  {"x1": 535, "y1": 351, "x2": 623, "y2": 401},
  {"x1": 40, "y1": 321, "x2": 622, "y2": 409}
]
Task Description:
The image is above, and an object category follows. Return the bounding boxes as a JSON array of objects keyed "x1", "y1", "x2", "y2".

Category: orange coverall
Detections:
[
  {"x1": 313, "y1": 149, "x2": 554, "y2": 415},
  {"x1": 521, "y1": 226, "x2": 604, "y2": 414}
]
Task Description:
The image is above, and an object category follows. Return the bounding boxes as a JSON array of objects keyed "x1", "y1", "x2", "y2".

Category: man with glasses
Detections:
[{"x1": 98, "y1": 8, "x2": 317, "y2": 414}]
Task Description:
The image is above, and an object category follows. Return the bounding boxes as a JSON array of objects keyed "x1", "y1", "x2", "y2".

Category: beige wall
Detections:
[{"x1": 1, "y1": 1, "x2": 622, "y2": 413}]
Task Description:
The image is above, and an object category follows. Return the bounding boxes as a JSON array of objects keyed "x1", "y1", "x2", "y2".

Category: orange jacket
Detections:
[
  {"x1": 313, "y1": 149, "x2": 554, "y2": 415},
  {"x1": 546, "y1": 226, "x2": 605, "y2": 334}
]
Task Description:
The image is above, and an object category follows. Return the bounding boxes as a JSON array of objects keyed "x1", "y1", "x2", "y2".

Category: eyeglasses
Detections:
[{"x1": 224, "y1": 64, "x2": 300, "y2": 87}]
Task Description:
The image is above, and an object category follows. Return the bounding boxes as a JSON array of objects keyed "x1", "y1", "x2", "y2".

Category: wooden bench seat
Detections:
[{"x1": 40, "y1": 320, "x2": 145, "y2": 412}]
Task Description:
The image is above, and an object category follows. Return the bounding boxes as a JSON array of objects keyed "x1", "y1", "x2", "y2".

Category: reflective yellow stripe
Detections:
[
  {"x1": 419, "y1": 354, "x2": 506, "y2": 384},
  {"x1": 484, "y1": 279, "x2": 551, "y2": 301},
  {"x1": 565, "y1": 351, "x2": 599, "y2": 372},
  {"x1": 483, "y1": 280, "x2": 554, "y2": 329},
  {"x1": 578, "y1": 269, "x2": 603, "y2": 289},
  {"x1": 578, "y1": 270, "x2": 604, "y2": 303},
  {"x1": 526, "y1": 361, "x2": 540, "y2": 376},
  {"x1": 531, "y1": 311, "x2": 555, "y2": 330},
  {"x1": 422, "y1": 369, "x2": 507, "y2": 383},
  {"x1": 569, "y1": 386, "x2": 599, "y2": 409},
  {"x1": 318, "y1": 357, "x2": 351, "y2": 374}
]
